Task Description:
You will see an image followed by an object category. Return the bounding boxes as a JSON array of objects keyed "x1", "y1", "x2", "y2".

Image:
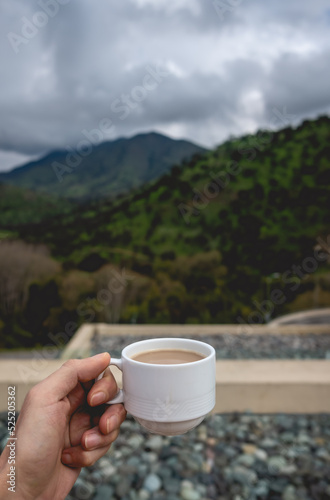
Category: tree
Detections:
[{"x1": 0, "y1": 240, "x2": 59, "y2": 317}]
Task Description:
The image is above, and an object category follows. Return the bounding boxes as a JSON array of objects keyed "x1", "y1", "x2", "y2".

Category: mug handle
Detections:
[{"x1": 96, "y1": 358, "x2": 124, "y2": 404}]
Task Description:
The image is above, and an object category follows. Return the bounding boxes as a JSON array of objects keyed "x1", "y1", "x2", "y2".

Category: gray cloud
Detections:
[{"x1": 0, "y1": 0, "x2": 329, "y2": 171}]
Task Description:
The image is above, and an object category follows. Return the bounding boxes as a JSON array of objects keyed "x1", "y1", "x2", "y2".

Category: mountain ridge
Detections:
[{"x1": 0, "y1": 131, "x2": 207, "y2": 200}]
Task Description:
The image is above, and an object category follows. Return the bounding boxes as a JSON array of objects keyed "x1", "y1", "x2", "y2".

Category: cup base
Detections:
[{"x1": 133, "y1": 416, "x2": 205, "y2": 436}]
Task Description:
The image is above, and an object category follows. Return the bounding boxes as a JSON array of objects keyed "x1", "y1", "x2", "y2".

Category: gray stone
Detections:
[
  {"x1": 128, "y1": 434, "x2": 145, "y2": 449},
  {"x1": 254, "y1": 449, "x2": 268, "y2": 461},
  {"x1": 181, "y1": 480, "x2": 194, "y2": 489},
  {"x1": 260, "y1": 438, "x2": 278, "y2": 449},
  {"x1": 127, "y1": 456, "x2": 142, "y2": 468},
  {"x1": 129, "y1": 490, "x2": 138, "y2": 500},
  {"x1": 185, "y1": 457, "x2": 201, "y2": 472},
  {"x1": 108, "y1": 474, "x2": 121, "y2": 485},
  {"x1": 232, "y1": 466, "x2": 257, "y2": 485},
  {"x1": 116, "y1": 478, "x2": 132, "y2": 497},
  {"x1": 79, "y1": 468, "x2": 88, "y2": 479},
  {"x1": 142, "y1": 451, "x2": 158, "y2": 463},
  {"x1": 297, "y1": 417, "x2": 308, "y2": 428},
  {"x1": 280, "y1": 464, "x2": 298, "y2": 475},
  {"x1": 224, "y1": 446, "x2": 239, "y2": 459},
  {"x1": 121, "y1": 420, "x2": 135, "y2": 431},
  {"x1": 99, "y1": 463, "x2": 117, "y2": 478},
  {"x1": 277, "y1": 415, "x2": 294, "y2": 430},
  {"x1": 270, "y1": 479, "x2": 290, "y2": 494},
  {"x1": 119, "y1": 464, "x2": 139, "y2": 474},
  {"x1": 193, "y1": 443, "x2": 204, "y2": 452},
  {"x1": 120, "y1": 446, "x2": 133, "y2": 456},
  {"x1": 280, "y1": 432, "x2": 295, "y2": 443},
  {"x1": 282, "y1": 485, "x2": 297, "y2": 500},
  {"x1": 164, "y1": 478, "x2": 180, "y2": 494},
  {"x1": 145, "y1": 435, "x2": 164, "y2": 451},
  {"x1": 158, "y1": 466, "x2": 172, "y2": 480},
  {"x1": 297, "y1": 433, "x2": 311, "y2": 445},
  {"x1": 138, "y1": 489, "x2": 150, "y2": 500},
  {"x1": 316, "y1": 448, "x2": 330, "y2": 461},
  {"x1": 143, "y1": 473, "x2": 162, "y2": 493},
  {"x1": 93, "y1": 485, "x2": 115, "y2": 500},
  {"x1": 72, "y1": 478, "x2": 95, "y2": 500},
  {"x1": 254, "y1": 480, "x2": 269, "y2": 497},
  {"x1": 268, "y1": 456, "x2": 287, "y2": 474},
  {"x1": 237, "y1": 454, "x2": 255, "y2": 467},
  {"x1": 166, "y1": 456, "x2": 179, "y2": 468},
  {"x1": 180, "y1": 488, "x2": 201, "y2": 500},
  {"x1": 196, "y1": 484, "x2": 207, "y2": 496},
  {"x1": 137, "y1": 464, "x2": 149, "y2": 477},
  {"x1": 89, "y1": 470, "x2": 103, "y2": 484},
  {"x1": 98, "y1": 457, "x2": 112, "y2": 468}
]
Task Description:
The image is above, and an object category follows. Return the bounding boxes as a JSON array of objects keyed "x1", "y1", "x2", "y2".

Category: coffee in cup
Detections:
[{"x1": 131, "y1": 348, "x2": 205, "y2": 364}]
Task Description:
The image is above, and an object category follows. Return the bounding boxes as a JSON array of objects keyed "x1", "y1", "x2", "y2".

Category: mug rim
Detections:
[{"x1": 121, "y1": 337, "x2": 215, "y2": 367}]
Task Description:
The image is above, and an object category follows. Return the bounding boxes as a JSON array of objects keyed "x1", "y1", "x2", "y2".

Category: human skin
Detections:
[{"x1": 0, "y1": 352, "x2": 126, "y2": 500}]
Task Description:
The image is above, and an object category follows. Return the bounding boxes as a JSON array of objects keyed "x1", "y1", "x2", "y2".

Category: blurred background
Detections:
[{"x1": 0, "y1": 0, "x2": 330, "y2": 350}]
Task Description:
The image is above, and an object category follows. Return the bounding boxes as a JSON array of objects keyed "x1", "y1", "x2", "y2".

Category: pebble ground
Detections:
[{"x1": 1, "y1": 412, "x2": 329, "y2": 500}]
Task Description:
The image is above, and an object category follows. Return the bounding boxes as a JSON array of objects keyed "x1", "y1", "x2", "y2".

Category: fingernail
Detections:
[
  {"x1": 90, "y1": 391, "x2": 106, "y2": 406},
  {"x1": 107, "y1": 415, "x2": 119, "y2": 434},
  {"x1": 85, "y1": 433, "x2": 102, "y2": 450},
  {"x1": 93, "y1": 352, "x2": 108, "y2": 360},
  {"x1": 62, "y1": 453, "x2": 72, "y2": 464}
]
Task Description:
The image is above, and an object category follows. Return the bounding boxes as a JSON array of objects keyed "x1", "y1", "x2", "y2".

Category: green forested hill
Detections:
[
  {"x1": 16, "y1": 116, "x2": 330, "y2": 271},
  {"x1": 0, "y1": 116, "x2": 330, "y2": 347},
  {"x1": 0, "y1": 132, "x2": 206, "y2": 200},
  {"x1": 0, "y1": 184, "x2": 73, "y2": 229}
]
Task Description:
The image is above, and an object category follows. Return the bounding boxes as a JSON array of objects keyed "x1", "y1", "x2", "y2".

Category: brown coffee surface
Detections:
[{"x1": 131, "y1": 348, "x2": 205, "y2": 364}]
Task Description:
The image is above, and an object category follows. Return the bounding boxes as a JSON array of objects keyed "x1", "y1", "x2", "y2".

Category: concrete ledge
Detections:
[
  {"x1": 0, "y1": 360, "x2": 64, "y2": 412},
  {"x1": 1, "y1": 359, "x2": 329, "y2": 414},
  {"x1": 61, "y1": 323, "x2": 96, "y2": 360},
  {"x1": 216, "y1": 360, "x2": 330, "y2": 413},
  {"x1": 61, "y1": 323, "x2": 330, "y2": 360}
]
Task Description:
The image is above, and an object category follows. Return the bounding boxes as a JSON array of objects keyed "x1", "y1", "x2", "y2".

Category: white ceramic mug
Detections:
[{"x1": 96, "y1": 338, "x2": 216, "y2": 436}]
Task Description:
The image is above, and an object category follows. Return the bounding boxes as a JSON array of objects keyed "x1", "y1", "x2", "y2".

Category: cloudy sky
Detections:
[{"x1": 0, "y1": 0, "x2": 329, "y2": 172}]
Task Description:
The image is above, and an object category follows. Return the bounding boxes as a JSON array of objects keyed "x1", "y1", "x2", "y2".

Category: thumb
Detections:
[{"x1": 36, "y1": 353, "x2": 110, "y2": 403}]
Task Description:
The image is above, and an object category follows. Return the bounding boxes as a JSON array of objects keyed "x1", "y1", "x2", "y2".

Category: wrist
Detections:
[
  {"x1": 0, "y1": 453, "x2": 13, "y2": 500},
  {"x1": 0, "y1": 450, "x2": 29, "y2": 500}
]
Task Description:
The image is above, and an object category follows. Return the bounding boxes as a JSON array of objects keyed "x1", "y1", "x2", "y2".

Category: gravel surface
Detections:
[
  {"x1": 1, "y1": 412, "x2": 329, "y2": 500},
  {"x1": 91, "y1": 333, "x2": 330, "y2": 360}
]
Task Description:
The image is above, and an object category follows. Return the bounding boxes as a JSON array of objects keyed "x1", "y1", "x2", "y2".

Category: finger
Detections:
[
  {"x1": 62, "y1": 434, "x2": 118, "y2": 468},
  {"x1": 66, "y1": 382, "x2": 86, "y2": 415},
  {"x1": 82, "y1": 426, "x2": 120, "y2": 451},
  {"x1": 69, "y1": 410, "x2": 92, "y2": 447},
  {"x1": 69, "y1": 400, "x2": 125, "y2": 446},
  {"x1": 36, "y1": 353, "x2": 110, "y2": 402},
  {"x1": 87, "y1": 366, "x2": 118, "y2": 407},
  {"x1": 98, "y1": 403, "x2": 127, "y2": 435}
]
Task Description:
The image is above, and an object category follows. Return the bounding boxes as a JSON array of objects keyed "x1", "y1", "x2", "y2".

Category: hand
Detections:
[{"x1": 0, "y1": 353, "x2": 126, "y2": 500}]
